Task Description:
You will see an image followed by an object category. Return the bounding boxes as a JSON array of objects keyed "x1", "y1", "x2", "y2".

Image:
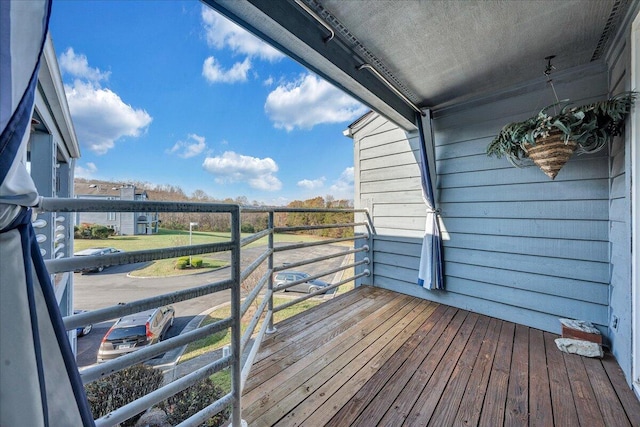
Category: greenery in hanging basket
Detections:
[{"x1": 486, "y1": 91, "x2": 637, "y2": 167}]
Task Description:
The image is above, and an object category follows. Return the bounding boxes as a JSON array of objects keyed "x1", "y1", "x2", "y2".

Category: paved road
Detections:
[{"x1": 74, "y1": 244, "x2": 348, "y2": 367}]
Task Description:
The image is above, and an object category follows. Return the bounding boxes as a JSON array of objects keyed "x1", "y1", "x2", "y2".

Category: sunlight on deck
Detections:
[{"x1": 243, "y1": 286, "x2": 640, "y2": 426}]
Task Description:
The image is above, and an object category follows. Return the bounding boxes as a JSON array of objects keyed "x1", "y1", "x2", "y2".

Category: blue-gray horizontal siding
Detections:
[
  {"x1": 606, "y1": 24, "x2": 633, "y2": 384},
  {"x1": 356, "y1": 63, "x2": 611, "y2": 334}
]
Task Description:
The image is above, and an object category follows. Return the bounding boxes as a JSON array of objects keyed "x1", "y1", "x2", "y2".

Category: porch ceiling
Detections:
[{"x1": 204, "y1": 0, "x2": 630, "y2": 130}]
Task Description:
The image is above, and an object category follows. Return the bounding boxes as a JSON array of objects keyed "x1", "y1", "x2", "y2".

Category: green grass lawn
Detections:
[
  {"x1": 128, "y1": 258, "x2": 229, "y2": 277},
  {"x1": 74, "y1": 229, "x2": 336, "y2": 277},
  {"x1": 73, "y1": 228, "x2": 329, "y2": 253}
]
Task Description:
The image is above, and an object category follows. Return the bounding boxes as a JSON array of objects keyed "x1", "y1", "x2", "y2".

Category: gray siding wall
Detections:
[
  {"x1": 120, "y1": 187, "x2": 135, "y2": 235},
  {"x1": 606, "y1": 12, "x2": 634, "y2": 383},
  {"x1": 76, "y1": 196, "x2": 120, "y2": 232},
  {"x1": 354, "y1": 63, "x2": 611, "y2": 335}
]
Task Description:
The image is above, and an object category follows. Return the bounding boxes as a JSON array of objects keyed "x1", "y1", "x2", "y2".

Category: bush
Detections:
[
  {"x1": 84, "y1": 365, "x2": 164, "y2": 426},
  {"x1": 175, "y1": 259, "x2": 189, "y2": 270},
  {"x1": 240, "y1": 223, "x2": 255, "y2": 233},
  {"x1": 75, "y1": 223, "x2": 92, "y2": 239},
  {"x1": 91, "y1": 224, "x2": 114, "y2": 239},
  {"x1": 74, "y1": 223, "x2": 115, "y2": 239},
  {"x1": 191, "y1": 258, "x2": 203, "y2": 268},
  {"x1": 159, "y1": 377, "x2": 229, "y2": 426}
]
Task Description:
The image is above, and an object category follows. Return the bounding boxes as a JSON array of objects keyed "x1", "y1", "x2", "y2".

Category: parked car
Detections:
[
  {"x1": 73, "y1": 247, "x2": 121, "y2": 273},
  {"x1": 73, "y1": 310, "x2": 92, "y2": 337},
  {"x1": 273, "y1": 271, "x2": 331, "y2": 293},
  {"x1": 97, "y1": 306, "x2": 175, "y2": 362}
]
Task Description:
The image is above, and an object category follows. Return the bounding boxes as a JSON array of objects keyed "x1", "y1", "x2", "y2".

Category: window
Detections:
[{"x1": 107, "y1": 197, "x2": 116, "y2": 221}]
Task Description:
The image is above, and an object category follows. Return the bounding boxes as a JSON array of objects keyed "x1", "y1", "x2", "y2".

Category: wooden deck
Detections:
[{"x1": 242, "y1": 286, "x2": 640, "y2": 426}]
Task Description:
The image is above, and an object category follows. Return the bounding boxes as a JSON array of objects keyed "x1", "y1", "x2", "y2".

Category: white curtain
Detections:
[{"x1": 0, "y1": 1, "x2": 95, "y2": 425}]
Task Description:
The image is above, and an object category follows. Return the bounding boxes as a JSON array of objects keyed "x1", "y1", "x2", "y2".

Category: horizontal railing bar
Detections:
[
  {"x1": 274, "y1": 284, "x2": 340, "y2": 312},
  {"x1": 275, "y1": 222, "x2": 367, "y2": 233},
  {"x1": 46, "y1": 242, "x2": 234, "y2": 274},
  {"x1": 38, "y1": 197, "x2": 240, "y2": 214},
  {"x1": 240, "y1": 248, "x2": 271, "y2": 283},
  {"x1": 241, "y1": 309, "x2": 272, "y2": 390},
  {"x1": 274, "y1": 270, "x2": 370, "y2": 312},
  {"x1": 241, "y1": 291, "x2": 270, "y2": 351},
  {"x1": 241, "y1": 206, "x2": 366, "y2": 214},
  {"x1": 273, "y1": 258, "x2": 369, "y2": 293},
  {"x1": 240, "y1": 271, "x2": 270, "y2": 318},
  {"x1": 94, "y1": 355, "x2": 232, "y2": 427},
  {"x1": 273, "y1": 246, "x2": 368, "y2": 273},
  {"x1": 37, "y1": 199, "x2": 374, "y2": 425},
  {"x1": 176, "y1": 392, "x2": 234, "y2": 427},
  {"x1": 81, "y1": 318, "x2": 232, "y2": 384},
  {"x1": 241, "y1": 228, "x2": 271, "y2": 247},
  {"x1": 273, "y1": 234, "x2": 367, "y2": 252},
  {"x1": 64, "y1": 279, "x2": 233, "y2": 331}
]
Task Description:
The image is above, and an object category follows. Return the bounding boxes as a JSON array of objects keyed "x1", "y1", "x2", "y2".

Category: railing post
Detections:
[
  {"x1": 360, "y1": 208, "x2": 374, "y2": 287},
  {"x1": 230, "y1": 205, "x2": 243, "y2": 426},
  {"x1": 266, "y1": 211, "x2": 277, "y2": 334}
]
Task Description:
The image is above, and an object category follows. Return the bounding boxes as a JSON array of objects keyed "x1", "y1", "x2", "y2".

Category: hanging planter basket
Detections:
[
  {"x1": 523, "y1": 131, "x2": 577, "y2": 180},
  {"x1": 487, "y1": 92, "x2": 636, "y2": 179}
]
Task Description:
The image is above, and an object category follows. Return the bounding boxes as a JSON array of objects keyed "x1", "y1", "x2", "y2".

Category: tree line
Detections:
[{"x1": 75, "y1": 179, "x2": 354, "y2": 238}]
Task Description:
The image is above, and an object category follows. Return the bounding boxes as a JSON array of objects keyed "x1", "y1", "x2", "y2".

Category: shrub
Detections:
[
  {"x1": 175, "y1": 259, "x2": 189, "y2": 270},
  {"x1": 75, "y1": 223, "x2": 93, "y2": 239},
  {"x1": 91, "y1": 224, "x2": 114, "y2": 239},
  {"x1": 84, "y1": 365, "x2": 164, "y2": 426},
  {"x1": 191, "y1": 258, "x2": 203, "y2": 268},
  {"x1": 240, "y1": 223, "x2": 255, "y2": 233},
  {"x1": 75, "y1": 223, "x2": 115, "y2": 239},
  {"x1": 159, "y1": 377, "x2": 229, "y2": 426}
]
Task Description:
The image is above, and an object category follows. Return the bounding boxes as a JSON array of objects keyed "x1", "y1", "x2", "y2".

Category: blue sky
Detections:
[{"x1": 49, "y1": 1, "x2": 368, "y2": 205}]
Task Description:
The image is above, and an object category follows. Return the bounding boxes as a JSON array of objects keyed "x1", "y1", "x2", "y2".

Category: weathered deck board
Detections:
[
  {"x1": 453, "y1": 316, "x2": 502, "y2": 426},
  {"x1": 505, "y1": 324, "x2": 529, "y2": 426},
  {"x1": 528, "y1": 329, "x2": 553, "y2": 427},
  {"x1": 325, "y1": 303, "x2": 450, "y2": 426},
  {"x1": 350, "y1": 306, "x2": 460, "y2": 426},
  {"x1": 402, "y1": 312, "x2": 480, "y2": 426},
  {"x1": 244, "y1": 288, "x2": 390, "y2": 393},
  {"x1": 478, "y1": 321, "x2": 514, "y2": 427},
  {"x1": 426, "y1": 314, "x2": 490, "y2": 426},
  {"x1": 563, "y1": 344, "x2": 606, "y2": 427},
  {"x1": 543, "y1": 331, "x2": 580, "y2": 426},
  {"x1": 242, "y1": 286, "x2": 640, "y2": 426}
]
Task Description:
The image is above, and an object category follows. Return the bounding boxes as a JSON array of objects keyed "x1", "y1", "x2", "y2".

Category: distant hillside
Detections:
[{"x1": 73, "y1": 179, "x2": 353, "y2": 237}]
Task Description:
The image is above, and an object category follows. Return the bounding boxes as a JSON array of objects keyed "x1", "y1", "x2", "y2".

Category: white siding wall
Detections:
[{"x1": 354, "y1": 62, "x2": 611, "y2": 335}]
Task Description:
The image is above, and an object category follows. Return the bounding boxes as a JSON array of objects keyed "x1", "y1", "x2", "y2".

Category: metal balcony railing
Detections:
[{"x1": 37, "y1": 198, "x2": 372, "y2": 426}]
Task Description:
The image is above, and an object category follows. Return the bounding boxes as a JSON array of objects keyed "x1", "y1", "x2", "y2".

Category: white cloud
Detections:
[
  {"x1": 167, "y1": 134, "x2": 207, "y2": 158},
  {"x1": 297, "y1": 177, "x2": 326, "y2": 190},
  {"x1": 329, "y1": 167, "x2": 354, "y2": 198},
  {"x1": 265, "y1": 74, "x2": 368, "y2": 131},
  {"x1": 59, "y1": 48, "x2": 152, "y2": 154},
  {"x1": 59, "y1": 48, "x2": 110, "y2": 82},
  {"x1": 263, "y1": 76, "x2": 274, "y2": 86},
  {"x1": 202, "y1": 151, "x2": 282, "y2": 191},
  {"x1": 202, "y1": 56, "x2": 251, "y2": 83},
  {"x1": 201, "y1": 7, "x2": 283, "y2": 62},
  {"x1": 64, "y1": 80, "x2": 153, "y2": 154},
  {"x1": 74, "y1": 162, "x2": 98, "y2": 178}
]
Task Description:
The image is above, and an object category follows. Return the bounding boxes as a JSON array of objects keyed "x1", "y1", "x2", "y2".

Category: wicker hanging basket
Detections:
[{"x1": 523, "y1": 131, "x2": 577, "y2": 180}]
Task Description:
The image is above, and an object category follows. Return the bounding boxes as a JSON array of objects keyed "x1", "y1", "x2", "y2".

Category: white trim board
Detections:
[{"x1": 631, "y1": 12, "x2": 640, "y2": 398}]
